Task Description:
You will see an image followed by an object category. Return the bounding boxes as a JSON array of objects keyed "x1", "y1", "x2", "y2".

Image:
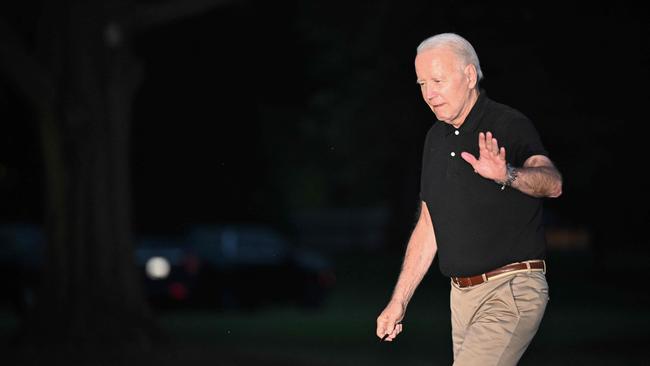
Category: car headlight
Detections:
[{"x1": 146, "y1": 256, "x2": 170, "y2": 279}]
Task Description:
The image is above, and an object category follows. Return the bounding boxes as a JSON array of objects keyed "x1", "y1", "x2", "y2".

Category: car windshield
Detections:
[{"x1": 187, "y1": 225, "x2": 290, "y2": 265}]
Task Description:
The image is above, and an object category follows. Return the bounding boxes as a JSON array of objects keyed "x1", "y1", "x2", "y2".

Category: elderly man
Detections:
[{"x1": 376, "y1": 33, "x2": 562, "y2": 365}]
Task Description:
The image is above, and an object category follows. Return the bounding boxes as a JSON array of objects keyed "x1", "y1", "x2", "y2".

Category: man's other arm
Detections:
[{"x1": 376, "y1": 201, "x2": 437, "y2": 341}]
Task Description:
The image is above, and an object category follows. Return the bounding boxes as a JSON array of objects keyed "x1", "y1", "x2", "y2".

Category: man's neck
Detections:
[{"x1": 451, "y1": 89, "x2": 480, "y2": 129}]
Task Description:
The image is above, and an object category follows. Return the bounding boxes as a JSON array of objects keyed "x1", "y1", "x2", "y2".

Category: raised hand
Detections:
[{"x1": 460, "y1": 131, "x2": 507, "y2": 182}]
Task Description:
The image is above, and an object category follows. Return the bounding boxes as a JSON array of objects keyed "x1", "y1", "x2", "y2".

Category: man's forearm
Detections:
[
  {"x1": 511, "y1": 165, "x2": 562, "y2": 198},
  {"x1": 390, "y1": 220, "x2": 437, "y2": 307}
]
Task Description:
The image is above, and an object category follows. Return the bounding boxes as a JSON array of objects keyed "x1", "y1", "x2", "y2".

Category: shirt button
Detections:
[
  {"x1": 454, "y1": 130, "x2": 459, "y2": 135},
  {"x1": 450, "y1": 152, "x2": 456, "y2": 157}
]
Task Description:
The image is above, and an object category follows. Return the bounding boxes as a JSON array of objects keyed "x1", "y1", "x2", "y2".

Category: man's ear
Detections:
[{"x1": 464, "y1": 64, "x2": 477, "y2": 89}]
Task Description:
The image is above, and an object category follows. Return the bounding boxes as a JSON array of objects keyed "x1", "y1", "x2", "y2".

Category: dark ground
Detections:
[{"x1": 1, "y1": 248, "x2": 648, "y2": 366}]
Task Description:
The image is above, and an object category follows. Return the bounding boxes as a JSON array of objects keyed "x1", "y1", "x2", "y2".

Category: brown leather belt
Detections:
[{"x1": 451, "y1": 260, "x2": 546, "y2": 288}]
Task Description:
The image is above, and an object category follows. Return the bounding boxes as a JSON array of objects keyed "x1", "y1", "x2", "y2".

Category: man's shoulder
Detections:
[{"x1": 485, "y1": 97, "x2": 531, "y2": 125}]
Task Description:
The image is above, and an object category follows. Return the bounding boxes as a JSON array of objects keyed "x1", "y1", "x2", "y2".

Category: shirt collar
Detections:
[{"x1": 443, "y1": 90, "x2": 488, "y2": 135}]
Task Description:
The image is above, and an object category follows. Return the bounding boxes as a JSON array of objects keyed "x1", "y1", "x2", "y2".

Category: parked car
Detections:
[
  {"x1": 0, "y1": 222, "x2": 335, "y2": 313},
  {"x1": 134, "y1": 235, "x2": 201, "y2": 308},
  {"x1": 186, "y1": 224, "x2": 335, "y2": 309}
]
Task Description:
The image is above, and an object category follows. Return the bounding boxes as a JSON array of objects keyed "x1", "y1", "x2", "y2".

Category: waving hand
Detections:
[{"x1": 460, "y1": 131, "x2": 507, "y2": 182}]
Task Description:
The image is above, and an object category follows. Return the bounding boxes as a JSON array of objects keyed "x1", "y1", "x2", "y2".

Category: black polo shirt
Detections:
[{"x1": 420, "y1": 92, "x2": 549, "y2": 277}]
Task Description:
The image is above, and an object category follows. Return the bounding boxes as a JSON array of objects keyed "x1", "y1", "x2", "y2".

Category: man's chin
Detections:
[
  {"x1": 430, "y1": 107, "x2": 445, "y2": 119},
  {"x1": 432, "y1": 111, "x2": 447, "y2": 122}
]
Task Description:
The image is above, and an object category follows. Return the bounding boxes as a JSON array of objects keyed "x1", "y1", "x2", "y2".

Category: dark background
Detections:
[{"x1": 1, "y1": 0, "x2": 649, "y2": 365}]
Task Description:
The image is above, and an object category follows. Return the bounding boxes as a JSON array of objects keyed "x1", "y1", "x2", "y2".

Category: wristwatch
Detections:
[{"x1": 497, "y1": 163, "x2": 518, "y2": 190}]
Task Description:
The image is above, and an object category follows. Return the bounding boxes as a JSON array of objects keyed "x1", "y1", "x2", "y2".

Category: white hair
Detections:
[{"x1": 417, "y1": 33, "x2": 484, "y2": 81}]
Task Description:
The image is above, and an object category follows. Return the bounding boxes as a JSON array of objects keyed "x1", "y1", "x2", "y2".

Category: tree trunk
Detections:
[
  {"x1": 1, "y1": 0, "x2": 236, "y2": 361},
  {"x1": 12, "y1": 0, "x2": 160, "y2": 354}
]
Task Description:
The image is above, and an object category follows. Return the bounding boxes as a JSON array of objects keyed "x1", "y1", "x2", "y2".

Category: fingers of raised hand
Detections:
[
  {"x1": 480, "y1": 132, "x2": 503, "y2": 158},
  {"x1": 491, "y1": 137, "x2": 499, "y2": 155},
  {"x1": 482, "y1": 131, "x2": 493, "y2": 153},
  {"x1": 478, "y1": 132, "x2": 486, "y2": 151},
  {"x1": 479, "y1": 132, "x2": 497, "y2": 155}
]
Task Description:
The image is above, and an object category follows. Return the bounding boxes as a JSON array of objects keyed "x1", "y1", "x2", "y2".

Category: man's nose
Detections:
[{"x1": 425, "y1": 84, "x2": 438, "y2": 100}]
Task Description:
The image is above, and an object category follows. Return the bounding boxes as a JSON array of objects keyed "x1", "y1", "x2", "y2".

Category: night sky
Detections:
[{"x1": 1, "y1": 1, "x2": 648, "y2": 247}]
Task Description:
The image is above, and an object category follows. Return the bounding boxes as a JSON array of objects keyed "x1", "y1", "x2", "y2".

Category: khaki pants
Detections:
[{"x1": 450, "y1": 271, "x2": 549, "y2": 365}]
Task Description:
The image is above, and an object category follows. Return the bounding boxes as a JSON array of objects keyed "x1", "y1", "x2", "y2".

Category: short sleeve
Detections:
[{"x1": 506, "y1": 117, "x2": 548, "y2": 167}]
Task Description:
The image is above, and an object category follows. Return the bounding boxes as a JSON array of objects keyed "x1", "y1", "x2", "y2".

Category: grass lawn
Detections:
[
  {"x1": 1, "y1": 249, "x2": 648, "y2": 365},
  {"x1": 155, "y1": 249, "x2": 650, "y2": 365}
]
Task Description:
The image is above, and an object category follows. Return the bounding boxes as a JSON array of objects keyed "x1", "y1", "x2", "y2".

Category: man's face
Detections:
[{"x1": 415, "y1": 46, "x2": 476, "y2": 128}]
